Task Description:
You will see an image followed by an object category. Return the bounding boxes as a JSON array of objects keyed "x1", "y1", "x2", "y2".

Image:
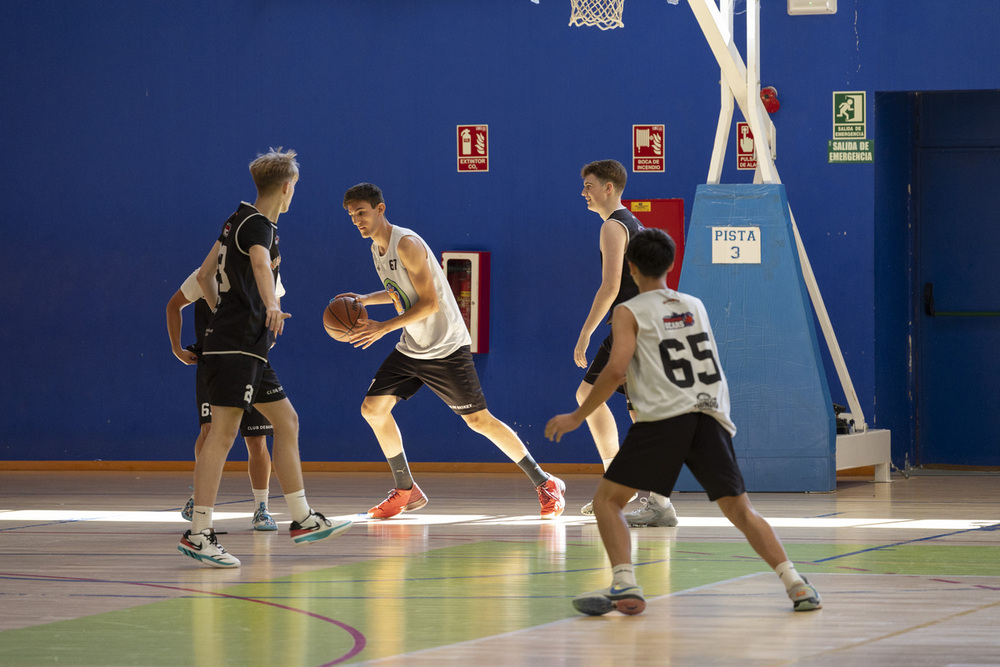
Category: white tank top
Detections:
[
  {"x1": 620, "y1": 289, "x2": 736, "y2": 435},
  {"x1": 372, "y1": 225, "x2": 471, "y2": 359}
]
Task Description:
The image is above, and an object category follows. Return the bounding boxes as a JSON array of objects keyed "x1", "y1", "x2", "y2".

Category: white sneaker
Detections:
[
  {"x1": 581, "y1": 493, "x2": 638, "y2": 515},
  {"x1": 290, "y1": 510, "x2": 352, "y2": 545},
  {"x1": 626, "y1": 496, "x2": 679, "y2": 527},
  {"x1": 788, "y1": 577, "x2": 822, "y2": 611},
  {"x1": 177, "y1": 529, "x2": 241, "y2": 568}
]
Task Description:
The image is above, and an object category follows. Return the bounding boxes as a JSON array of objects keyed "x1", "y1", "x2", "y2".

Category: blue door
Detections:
[{"x1": 915, "y1": 92, "x2": 1000, "y2": 465}]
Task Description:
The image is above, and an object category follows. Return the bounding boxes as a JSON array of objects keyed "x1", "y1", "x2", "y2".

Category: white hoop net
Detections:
[{"x1": 569, "y1": 0, "x2": 625, "y2": 30}]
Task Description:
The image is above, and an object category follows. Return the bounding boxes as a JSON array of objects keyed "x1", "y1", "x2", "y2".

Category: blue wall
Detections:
[{"x1": 2, "y1": 1, "x2": 999, "y2": 465}]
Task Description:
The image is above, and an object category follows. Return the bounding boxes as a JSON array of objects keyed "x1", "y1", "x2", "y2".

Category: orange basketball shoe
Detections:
[
  {"x1": 367, "y1": 483, "x2": 429, "y2": 520},
  {"x1": 537, "y1": 476, "x2": 566, "y2": 519}
]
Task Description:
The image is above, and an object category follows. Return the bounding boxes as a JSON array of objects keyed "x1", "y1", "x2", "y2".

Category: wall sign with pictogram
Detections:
[
  {"x1": 633, "y1": 124, "x2": 665, "y2": 172},
  {"x1": 457, "y1": 125, "x2": 489, "y2": 172}
]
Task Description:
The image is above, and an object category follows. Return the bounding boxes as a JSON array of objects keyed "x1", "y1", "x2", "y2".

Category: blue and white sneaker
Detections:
[
  {"x1": 177, "y1": 529, "x2": 240, "y2": 568},
  {"x1": 252, "y1": 503, "x2": 278, "y2": 531},
  {"x1": 290, "y1": 510, "x2": 352, "y2": 545},
  {"x1": 181, "y1": 496, "x2": 194, "y2": 522},
  {"x1": 572, "y1": 584, "x2": 646, "y2": 616}
]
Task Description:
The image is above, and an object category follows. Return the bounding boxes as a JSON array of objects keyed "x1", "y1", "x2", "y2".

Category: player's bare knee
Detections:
[
  {"x1": 717, "y1": 494, "x2": 755, "y2": 528},
  {"x1": 461, "y1": 409, "x2": 494, "y2": 433},
  {"x1": 360, "y1": 397, "x2": 389, "y2": 424}
]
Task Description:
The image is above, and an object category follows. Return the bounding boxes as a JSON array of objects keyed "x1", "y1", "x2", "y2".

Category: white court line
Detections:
[
  {"x1": 352, "y1": 572, "x2": 768, "y2": 666},
  {"x1": 0, "y1": 510, "x2": 996, "y2": 530}
]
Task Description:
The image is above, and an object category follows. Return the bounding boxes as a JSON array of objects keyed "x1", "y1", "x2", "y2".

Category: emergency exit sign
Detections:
[
  {"x1": 828, "y1": 139, "x2": 874, "y2": 163},
  {"x1": 833, "y1": 91, "x2": 866, "y2": 138}
]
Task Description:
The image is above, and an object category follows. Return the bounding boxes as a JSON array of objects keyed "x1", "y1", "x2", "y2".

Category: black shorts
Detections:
[
  {"x1": 605, "y1": 413, "x2": 746, "y2": 501},
  {"x1": 583, "y1": 333, "x2": 627, "y2": 397},
  {"x1": 204, "y1": 354, "x2": 286, "y2": 413},
  {"x1": 195, "y1": 360, "x2": 274, "y2": 437},
  {"x1": 366, "y1": 346, "x2": 487, "y2": 415}
]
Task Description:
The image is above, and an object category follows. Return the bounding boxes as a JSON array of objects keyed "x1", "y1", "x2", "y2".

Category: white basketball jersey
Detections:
[
  {"x1": 372, "y1": 225, "x2": 471, "y2": 359},
  {"x1": 621, "y1": 289, "x2": 736, "y2": 435}
]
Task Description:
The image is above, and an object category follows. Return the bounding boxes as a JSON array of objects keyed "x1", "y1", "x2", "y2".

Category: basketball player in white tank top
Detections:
[
  {"x1": 339, "y1": 183, "x2": 566, "y2": 521},
  {"x1": 546, "y1": 228, "x2": 821, "y2": 616}
]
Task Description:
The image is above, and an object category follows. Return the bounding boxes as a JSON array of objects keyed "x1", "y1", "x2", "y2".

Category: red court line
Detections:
[{"x1": 0, "y1": 572, "x2": 366, "y2": 666}]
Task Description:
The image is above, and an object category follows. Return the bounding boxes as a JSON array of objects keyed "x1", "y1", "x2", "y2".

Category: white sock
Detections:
[
  {"x1": 284, "y1": 490, "x2": 311, "y2": 524},
  {"x1": 191, "y1": 506, "x2": 213, "y2": 534},
  {"x1": 775, "y1": 561, "x2": 804, "y2": 590},
  {"x1": 649, "y1": 492, "x2": 670, "y2": 507},
  {"x1": 611, "y1": 564, "x2": 637, "y2": 588},
  {"x1": 601, "y1": 457, "x2": 616, "y2": 471},
  {"x1": 252, "y1": 488, "x2": 269, "y2": 508}
]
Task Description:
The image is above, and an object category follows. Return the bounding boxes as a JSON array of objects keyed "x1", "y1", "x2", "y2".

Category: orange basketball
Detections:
[{"x1": 323, "y1": 297, "x2": 366, "y2": 342}]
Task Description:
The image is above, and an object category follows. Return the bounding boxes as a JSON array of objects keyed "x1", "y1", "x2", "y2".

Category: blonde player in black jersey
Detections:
[
  {"x1": 546, "y1": 228, "x2": 821, "y2": 615},
  {"x1": 575, "y1": 160, "x2": 677, "y2": 525},
  {"x1": 339, "y1": 182, "x2": 566, "y2": 521},
  {"x1": 177, "y1": 149, "x2": 351, "y2": 568}
]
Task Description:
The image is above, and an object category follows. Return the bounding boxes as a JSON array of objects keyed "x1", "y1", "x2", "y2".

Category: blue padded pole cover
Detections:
[{"x1": 674, "y1": 184, "x2": 836, "y2": 492}]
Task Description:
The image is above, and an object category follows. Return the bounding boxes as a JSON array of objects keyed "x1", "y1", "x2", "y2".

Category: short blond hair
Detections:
[{"x1": 249, "y1": 148, "x2": 299, "y2": 193}]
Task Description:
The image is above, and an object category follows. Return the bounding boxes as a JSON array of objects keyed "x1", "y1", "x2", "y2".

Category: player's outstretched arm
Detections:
[
  {"x1": 547, "y1": 304, "x2": 636, "y2": 442},
  {"x1": 335, "y1": 290, "x2": 393, "y2": 307}
]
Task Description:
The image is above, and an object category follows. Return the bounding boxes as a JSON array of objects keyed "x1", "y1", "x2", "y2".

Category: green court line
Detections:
[{"x1": 2, "y1": 539, "x2": 998, "y2": 666}]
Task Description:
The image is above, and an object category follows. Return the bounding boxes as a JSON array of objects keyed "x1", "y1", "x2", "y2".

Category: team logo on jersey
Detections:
[
  {"x1": 222, "y1": 222, "x2": 232, "y2": 237},
  {"x1": 694, "y1": 392, "x2": 719, "y2": 411},
  {"x1": 384, "y1": 279, "x2": 410, "y2": 315},
  {"x1": 663, "y1": 312, "x2": 695, "y2": 330}
]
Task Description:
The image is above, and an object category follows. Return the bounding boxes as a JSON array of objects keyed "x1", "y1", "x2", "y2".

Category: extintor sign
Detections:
[
  {"x1": 633, "y1": 124, "x2": 665, "y2": 172},
  {"x1": 457, "y1": 125, "x2": 489, "y2": 172}
]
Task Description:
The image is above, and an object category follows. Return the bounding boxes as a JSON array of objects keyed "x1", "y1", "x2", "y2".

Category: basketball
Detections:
[{"x1": 323, "y1": 297, "x2": 366, "y2": 342}]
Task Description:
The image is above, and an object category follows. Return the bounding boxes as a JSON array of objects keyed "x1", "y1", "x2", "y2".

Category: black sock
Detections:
[
  {"x1": 516, "y1": 455, "x2": 549, "y2": 487},
  {"x1": 387, "y1": 452, "x2": 413, "y2": 490}
]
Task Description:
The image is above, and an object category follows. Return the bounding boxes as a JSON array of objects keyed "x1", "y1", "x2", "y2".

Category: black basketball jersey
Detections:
[
  {"x1": 202, "y1": 202, "x2": 280, "y2": 361},
  {"x1": 604, "y1": 208, "x2": 644, "y2": 323}
]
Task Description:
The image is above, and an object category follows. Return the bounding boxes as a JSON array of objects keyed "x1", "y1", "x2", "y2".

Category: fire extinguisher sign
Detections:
[
  {"x1": 457, "y1": 125, "x2": 489, "y2": 172},
  {"x1": 633, "y1": 124, "x2": 665, "y2": 172}
]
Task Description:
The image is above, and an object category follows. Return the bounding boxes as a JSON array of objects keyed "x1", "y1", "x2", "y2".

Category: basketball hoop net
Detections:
[{"x1": 568, "y1": 0, "x2": 625, "y2": 30}]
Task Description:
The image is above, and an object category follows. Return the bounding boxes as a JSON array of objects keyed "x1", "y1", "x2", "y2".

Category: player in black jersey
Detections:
[
  {"x1": 177, "y1": 148, "x2": 351, "y2": 568},
  {"x1": 574, "y1": 159, "x2": 677, "y2": 524},
  {"x1": 166, "y1": 269, "x2": 278, "y2": 531}
]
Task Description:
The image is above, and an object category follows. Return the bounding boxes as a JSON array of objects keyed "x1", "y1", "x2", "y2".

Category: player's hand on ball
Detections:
[
  {"x1": 545, "y1": 413, "x2": 583, "y2": 442},
  {"x1": 348, "y1": 318, "x2": 386, "y2": 349},
  {"x1": 335, "y1": 291, "x2": 362, "y2": 303}
]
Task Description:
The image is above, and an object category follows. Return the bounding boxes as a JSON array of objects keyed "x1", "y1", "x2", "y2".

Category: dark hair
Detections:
[
  {"x1": 625, "y1": 228, "x2": 677, "y2": 278},
  {"x1": 343, "y1": 182, "x2": 384, "y2": 209},
  {"x1": 580, "y1": 159, "x2": 627, "y2": 193}
]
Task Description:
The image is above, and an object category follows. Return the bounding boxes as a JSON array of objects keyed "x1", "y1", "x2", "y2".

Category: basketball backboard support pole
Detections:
[
  {"x1": 687, "y1": 0, "x2": 868, "y2": 432},
  {"x1": 688, "y1": 0, "x2": 889, "y2": 480},
  {"x1": 557, "y1": 0, "x2": 890, "y2": 479}
]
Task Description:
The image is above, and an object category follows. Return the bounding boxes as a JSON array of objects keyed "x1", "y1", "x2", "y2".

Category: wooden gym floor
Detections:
[{"x1": 1, "y1": 469, "x2": 999, "y2": 666}]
